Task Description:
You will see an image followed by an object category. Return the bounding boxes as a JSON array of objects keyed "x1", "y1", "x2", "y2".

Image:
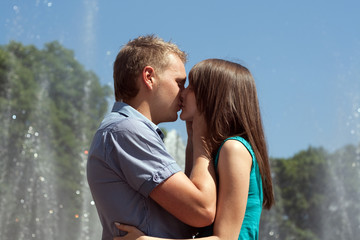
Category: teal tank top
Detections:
[{"x1": 214, "y1": 136, "x2": 263, "y2": 240}]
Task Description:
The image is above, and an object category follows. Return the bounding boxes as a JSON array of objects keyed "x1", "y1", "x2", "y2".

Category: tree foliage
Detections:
[
  {"x1": 260, "y1": 144, "x2": 360, "y2": 240},
  {"x1": 0, "y1": 41, "x2": 111, "y2": 240}
]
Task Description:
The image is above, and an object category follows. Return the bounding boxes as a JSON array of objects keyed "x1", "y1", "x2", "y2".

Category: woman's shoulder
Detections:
[
  {"x1": 216, "y1": 139, "x2": 253, "y2": 183},
  {"x1": 215, "y1": 136, "x2": 254, "y2": 169},
  {"x1": 221, "y1": 137, "x2": 252, "y2": 154},
  {"x1": 219, "y1": 139, "x2": 252, "y2": 164},
  {"x1": 222, "y1": 138, "x2": 248, "y2": 152}
]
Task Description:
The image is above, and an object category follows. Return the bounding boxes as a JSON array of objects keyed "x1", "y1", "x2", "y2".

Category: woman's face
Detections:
[{"x1": 180, "y1": 85, "x2": 198, "y2": 121}]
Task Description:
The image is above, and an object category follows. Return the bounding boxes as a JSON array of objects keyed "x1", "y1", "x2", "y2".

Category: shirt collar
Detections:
[{"x1": 112, "y1": 102, "x2": 165, "y2": 140}]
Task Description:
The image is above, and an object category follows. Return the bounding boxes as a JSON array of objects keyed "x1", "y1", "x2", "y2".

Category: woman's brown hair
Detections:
[{"x1": 189, "y1": 59, "x2": 274, "y2": 209}]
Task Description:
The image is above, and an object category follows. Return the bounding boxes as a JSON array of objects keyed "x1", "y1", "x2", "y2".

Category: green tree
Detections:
[
  {"x1": 0, "y1": 41, "x2": 111, "y2": 240},
  {"x1": 260, "y1": 156, "x2": 320, "y2": 240},
  {"x1": 260, "y1": 144, "x2": 360, "y2": 240},
  {"x1": 276, "y1": 147, "x2": 329, "y2": 235}
]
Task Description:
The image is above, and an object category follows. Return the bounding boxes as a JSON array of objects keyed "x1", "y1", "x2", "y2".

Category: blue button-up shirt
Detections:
[{"x1": 87, "y1": 102, "x2": 194, "y2": 239}]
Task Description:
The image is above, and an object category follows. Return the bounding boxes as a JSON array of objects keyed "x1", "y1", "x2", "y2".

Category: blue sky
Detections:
[{"x1": 1, "y1": 0, "x2": 359, "y2": 158}]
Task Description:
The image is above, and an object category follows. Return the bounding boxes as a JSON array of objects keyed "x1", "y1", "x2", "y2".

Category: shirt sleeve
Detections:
[{"x1": 105, "y1": 118, "x2": 182, "y2": 197}]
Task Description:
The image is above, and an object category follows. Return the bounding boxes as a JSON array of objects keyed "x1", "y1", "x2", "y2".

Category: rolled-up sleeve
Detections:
[{"x1": 105, "y1": 118, "x2": 181, "y2": 197}]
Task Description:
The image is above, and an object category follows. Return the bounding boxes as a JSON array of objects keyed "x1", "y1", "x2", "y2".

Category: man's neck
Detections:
[{"x1": 123, "y1": 99, "x2": 155, "y2": 124}]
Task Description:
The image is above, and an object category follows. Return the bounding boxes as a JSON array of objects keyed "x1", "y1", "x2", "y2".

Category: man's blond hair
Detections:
[{"x1": 113, "y1": 35, "x2": 187, "y2": 101}]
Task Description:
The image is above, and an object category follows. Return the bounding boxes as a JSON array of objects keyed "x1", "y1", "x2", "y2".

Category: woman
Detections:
[{"x1": 115, "y1": 59, "x2": 275, "y2": 239}]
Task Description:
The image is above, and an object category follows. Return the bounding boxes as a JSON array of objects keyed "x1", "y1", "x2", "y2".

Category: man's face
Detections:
[{"x1": 152, "y1": 53, "x2": 186, "y2": 124}]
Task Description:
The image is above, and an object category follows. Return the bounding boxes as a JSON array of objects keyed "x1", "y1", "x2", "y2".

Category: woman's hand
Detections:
[
  {"x1": 186, "y1": 120, "x2": 193, "y2": 140},
  {"x1": 192, "y1": 112, "x2": 207, "y2": 140},
  {"x1": 186, "y1": 112, "x2": 209, "y2": 176},
  {"x1": 185, "y1": 120, "x2": 194, "y2": 177},
  {"x1": 192, "y1": 112, "x2": 208, "y2": 155},
  {"x1": 113, "y1": 223, "x2": 145, "y2": 240}
]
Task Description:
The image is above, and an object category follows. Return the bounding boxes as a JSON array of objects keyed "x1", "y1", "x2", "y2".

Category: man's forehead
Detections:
[{"x1": 165, "y1": 54, "x2": 186, "y2": 76}]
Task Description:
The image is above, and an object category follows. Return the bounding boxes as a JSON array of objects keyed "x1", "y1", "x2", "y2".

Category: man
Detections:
[{"x1": 87, "y1": 35, "x2": 216, "y2": 239}]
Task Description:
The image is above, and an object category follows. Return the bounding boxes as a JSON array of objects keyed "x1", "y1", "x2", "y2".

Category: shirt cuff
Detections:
[{"x1": 139, "y1": 162, "x2": 182, "y2": 197}]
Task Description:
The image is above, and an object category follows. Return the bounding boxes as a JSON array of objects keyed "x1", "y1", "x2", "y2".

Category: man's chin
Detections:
[{"x1": 167, "y1": 114, "x2": 178, "y2": 122}]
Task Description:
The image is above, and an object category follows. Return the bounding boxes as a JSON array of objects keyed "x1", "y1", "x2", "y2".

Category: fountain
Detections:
[
  {"x1": 0, "y1": 40, "x2": 107, "y2": 240},
  {"x1": 1, "y1": 1, "x2": 359, "y2": 240},
  {"x1": 164, "y1": 129, "x2": 186, "y2": 170}
]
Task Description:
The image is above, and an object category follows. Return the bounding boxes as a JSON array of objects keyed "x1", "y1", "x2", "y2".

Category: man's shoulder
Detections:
[
  {"x1": 108, "y1": 116, "x2": 154, "y2": 134},
  {"x1": 98, "y1": 114, "x2": 158, "y2": 143}
]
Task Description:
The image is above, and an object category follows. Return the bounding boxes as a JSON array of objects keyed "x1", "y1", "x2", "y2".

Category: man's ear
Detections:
[{"x1": 142, "y1": 66, "x2": 155, "y2": 90}]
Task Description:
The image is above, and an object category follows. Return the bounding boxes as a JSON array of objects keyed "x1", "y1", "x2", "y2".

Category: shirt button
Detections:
[{"x1": 153, "y1": 174, "x2": 160, "y2": 182}]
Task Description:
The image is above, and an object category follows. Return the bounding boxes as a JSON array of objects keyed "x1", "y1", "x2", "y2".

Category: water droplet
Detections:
[
  {"x1": 329, "y1": 204, "x2": 338, "y2": 212},
  {"x1": 39, "y1": 176, "x2": 45, "y2": 182},
  {"x1": 35, "y1": 132, "x2": 39, "y2": 136},
  {"x1": 90, "y1": 201, "x2": 95, "y2": 205},
  {"x1": 12, "y1": 115, "x2": 17, "y2": 120},
  {"x1": 75, "y1": 190, "x2": 80, "y2": 195},
  {"x1": 20, "y1": 199, "x2": 25, "y2": 204},
  {"x1": 13, "y1": 5, "x2": 19, "y2": 13},
  {"x1": 34, "y1": 153, "x2": 38, "y2": 158},
  {"x1": 49, "y1": 209, "x2": 53, "y2": 214}
]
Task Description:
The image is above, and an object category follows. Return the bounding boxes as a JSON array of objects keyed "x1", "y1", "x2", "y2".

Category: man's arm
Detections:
[
  {"x1": 150, "y1": 155, "x2": 216, "y2": 227},
  {"x1": 150, "y1": 116, "x2": 216, "y2": 228}
]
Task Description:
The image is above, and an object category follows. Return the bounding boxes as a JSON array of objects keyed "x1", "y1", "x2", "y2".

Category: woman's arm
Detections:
[
  {"x1": 211, "y1": 139, "x2": 252, "y2": 239},
  {"x1": 184, "y1": 121, "x2": 193, "y2": 177}
]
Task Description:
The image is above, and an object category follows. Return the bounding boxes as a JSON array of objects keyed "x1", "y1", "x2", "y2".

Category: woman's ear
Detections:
[{"x1": 142, "y1": 66, "x2": 155, "y2": 90}]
